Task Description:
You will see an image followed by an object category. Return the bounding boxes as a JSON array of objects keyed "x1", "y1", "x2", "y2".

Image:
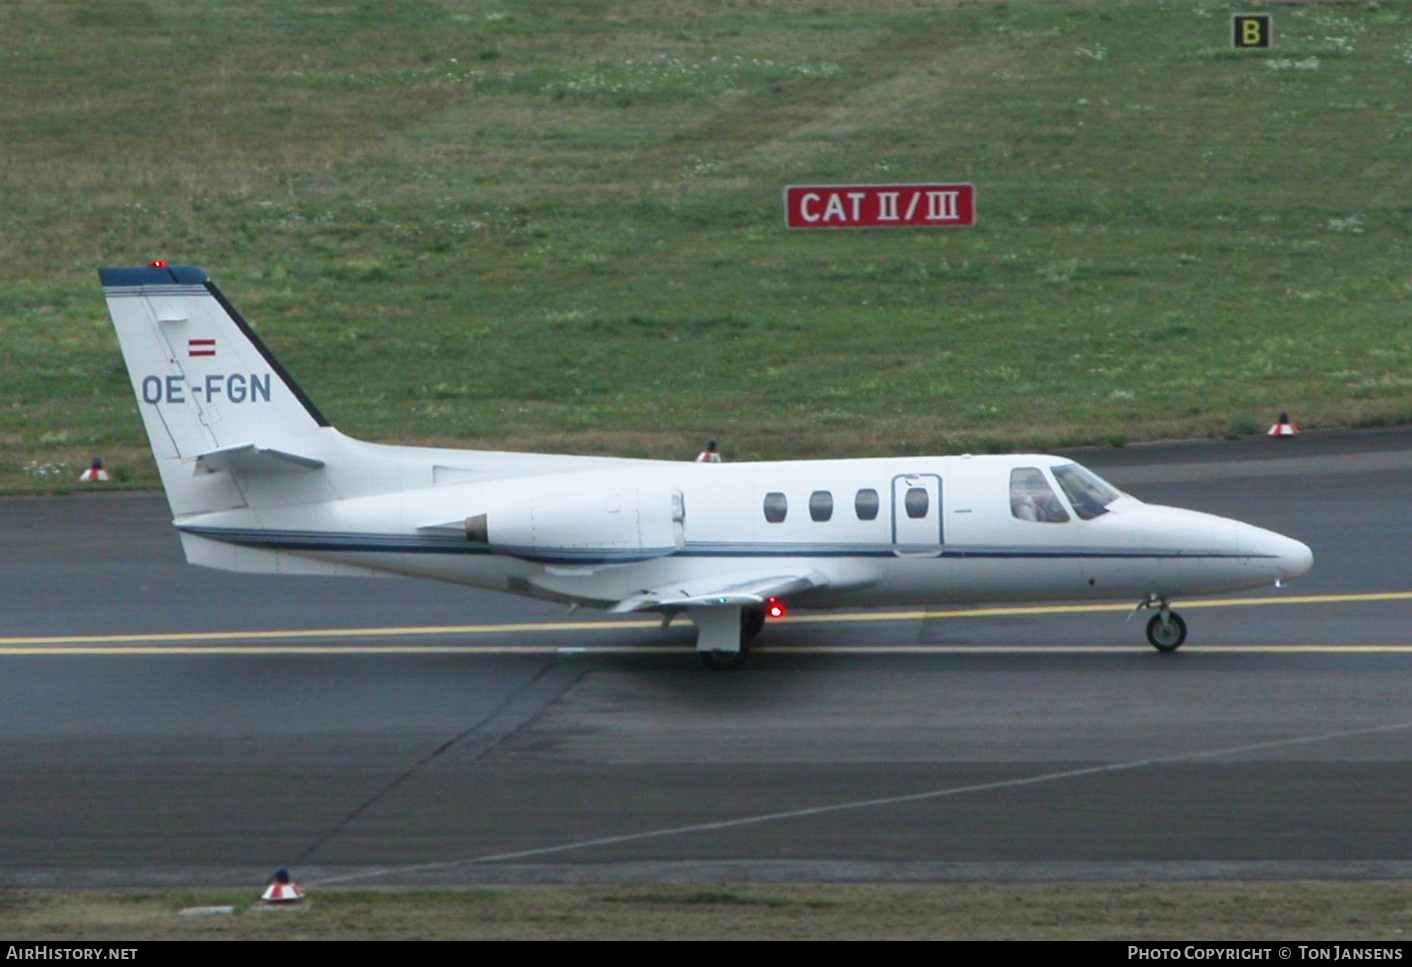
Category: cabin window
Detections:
[
  {"x1": 809, "y1": 491, "x2": 834, "y2": 522},
  {"x1": 904, "y1": 487, "x2": 929, "y2": 519},
  {"x1": 1010, "y1": 467, "x2": 1070, "y2": 523},
  {"x1": 855, "y1": 488, "x2": 880, "y2": 520},
  {"x1": 1052, "y1": 464, "x2": 1119, "y2": 521},
  {"x1": 763, "y1": 492, "x2": 788, "y2": 523}
]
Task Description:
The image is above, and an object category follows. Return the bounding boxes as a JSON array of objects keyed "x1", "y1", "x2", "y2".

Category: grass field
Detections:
[
  {"x1": 4, "y1": 882, "x2": 1412, "y2": 940},
  {"x1": 2, "y1": 0, "x2": 1411, "y2": 492}
]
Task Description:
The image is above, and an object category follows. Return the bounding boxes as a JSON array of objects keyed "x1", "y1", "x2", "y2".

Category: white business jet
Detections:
[{"x1": 100, "y1": 263, "x2": 1312, "y2": 669}]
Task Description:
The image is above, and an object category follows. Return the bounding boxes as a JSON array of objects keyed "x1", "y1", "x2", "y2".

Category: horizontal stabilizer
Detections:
[
  {"x1": 193, "y1": 443, "x2": 325, "y2": 475},
  {"x1": 610, "y1": 570, "x2": 829, "y2": 613}
]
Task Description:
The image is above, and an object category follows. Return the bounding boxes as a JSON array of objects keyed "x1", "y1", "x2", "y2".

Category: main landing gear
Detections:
[
  {"x1": 1138, "y1": 597, "x2": 1187, "y2": 653},
  {"x1": 701, "y1": 644, "x2": 750, "y2": 671},
  {"x1": 741, "y1": 606, "x2": 766, "y2": 642},
  {"x1": 696, "y1": 606, "x2": 766, "y2": 671}
]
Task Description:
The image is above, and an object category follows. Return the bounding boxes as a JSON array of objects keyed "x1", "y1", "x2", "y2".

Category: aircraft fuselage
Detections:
[{"x1": 175, "y1": 451, "x2": 1312, "y2": 611}]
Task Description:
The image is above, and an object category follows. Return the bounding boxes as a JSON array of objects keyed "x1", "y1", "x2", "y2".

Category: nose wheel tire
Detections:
[{"x1": 1146, "y1": 612, "x2": 1187, "y2": 652}]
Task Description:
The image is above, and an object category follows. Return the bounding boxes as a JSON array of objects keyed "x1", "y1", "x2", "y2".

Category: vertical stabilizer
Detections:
[{"x1": 100, "y1": 263, "x2": 333, "y2": 516}]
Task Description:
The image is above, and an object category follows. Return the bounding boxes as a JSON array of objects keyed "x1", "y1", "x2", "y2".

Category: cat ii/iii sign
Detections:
[{"x1": 785, "y1": 184, "x2": 975, "y2": 230}]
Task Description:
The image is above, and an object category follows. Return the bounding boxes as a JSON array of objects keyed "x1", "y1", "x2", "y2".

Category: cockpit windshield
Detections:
[{"x1": 1052, "y1": 463, "x2": 1121, "y2": 520}]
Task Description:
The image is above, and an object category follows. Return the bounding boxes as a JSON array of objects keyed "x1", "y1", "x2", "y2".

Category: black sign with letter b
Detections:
[{"x1": 1233, "y1": 14, "x2": 1271, "y2": 49}]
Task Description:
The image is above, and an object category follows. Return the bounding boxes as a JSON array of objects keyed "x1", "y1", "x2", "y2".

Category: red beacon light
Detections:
[
  {"x1": 149, "y1": 259, "x2": 169, "y2": 268},
  {"x1": 766, "y1": 597, "x2": 787, "y2": 620}
]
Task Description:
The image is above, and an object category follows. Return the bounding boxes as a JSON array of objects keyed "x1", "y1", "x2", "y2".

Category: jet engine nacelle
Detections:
[{"x1": 466, "y1": 486, "x2": 685, "y2": 561}]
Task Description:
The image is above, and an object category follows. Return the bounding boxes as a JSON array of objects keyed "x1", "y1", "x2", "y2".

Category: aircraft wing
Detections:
[{"x1": 609, "y1": 570, "x2": 829, "y2": 613}]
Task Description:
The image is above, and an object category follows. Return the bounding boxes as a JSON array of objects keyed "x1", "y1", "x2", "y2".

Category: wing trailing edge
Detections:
[{"x1": 609, "y1": 571, "x2": 830, "y2": 613}]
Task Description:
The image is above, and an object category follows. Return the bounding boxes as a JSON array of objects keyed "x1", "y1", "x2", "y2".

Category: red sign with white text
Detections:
[{"x1": 785, "y1": 184, "x2": 975, "y2": 230}]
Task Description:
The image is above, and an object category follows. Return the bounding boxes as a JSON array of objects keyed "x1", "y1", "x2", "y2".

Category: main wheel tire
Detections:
[
  {"x1": 1146, "y1": 612, "x2": 1187, "y2": 652},
  {"x1": 700, "y1": 644, "x2": 749, "y2": 671},
  {"x1": 741, "y1": 607, "x2": 766, "y2": 641}
]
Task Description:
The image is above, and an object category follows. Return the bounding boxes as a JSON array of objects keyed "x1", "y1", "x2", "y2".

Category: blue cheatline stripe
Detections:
[
  {"x1": 178, "y1": 526, "x2": 668, "y2": 564},
  {"x1": 177, "y1": 525, "x2": 1273, "y2": 566},
  {"x1": 678, "y1": 541, "x2": 1271, "y2": 560},
  {"x1": 180, "y1": 526, "x2": 479, "y2": 554}
]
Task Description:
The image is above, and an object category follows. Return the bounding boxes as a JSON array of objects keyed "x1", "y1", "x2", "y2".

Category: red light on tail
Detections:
[
  {"x1": 149, "y1": 259, "x2": 169, "y2": 268},
  {"x1": 766, "y1": 597, "x2": 787, "y2": 620}
]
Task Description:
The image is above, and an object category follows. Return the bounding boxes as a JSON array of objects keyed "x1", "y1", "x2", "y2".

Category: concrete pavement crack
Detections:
[{"x1": 294, "y1": 657, "x2": 587, "y2": 864}]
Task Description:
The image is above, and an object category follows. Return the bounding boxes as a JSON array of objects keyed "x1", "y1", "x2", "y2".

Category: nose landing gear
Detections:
[
  {"x1": 1146, "y1": 611, "x2": 1187, "y2": 652},
  {"x1": 1137, "y1": 597, "x2": 1187, "y2": 652}
]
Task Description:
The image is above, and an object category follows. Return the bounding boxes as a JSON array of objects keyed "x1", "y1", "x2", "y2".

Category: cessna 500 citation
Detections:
[{"x1": 100, "y1": 263, "x2": 1313, "y2": 669}]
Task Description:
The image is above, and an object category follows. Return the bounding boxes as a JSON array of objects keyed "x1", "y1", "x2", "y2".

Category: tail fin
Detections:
[{"x1": 100, "y1": 263, "x2": 333, "y2": 516}]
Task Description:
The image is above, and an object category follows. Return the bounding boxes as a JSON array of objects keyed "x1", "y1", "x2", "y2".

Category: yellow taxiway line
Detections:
[
  {"x1": 2, "y1": 589, "x2": 1410, "y2": 655},
  {"x1": 789, "y1": 590, "x2": 1412, "y2": 624},
  {"x1": 0, "y1": 619, "x2": 658, "y2": 647},
  {"x1": 0, "y1": 644, "x2": 1411, "y2": 657}
]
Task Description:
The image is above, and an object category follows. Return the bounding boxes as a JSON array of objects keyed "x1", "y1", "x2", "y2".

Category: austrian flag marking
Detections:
[
  {"x1": 188, "y1": 339, "x2": 216, "y2": 357},
  {"x1": 785, "y1": 184, "x2": 975, "y2": 229}
]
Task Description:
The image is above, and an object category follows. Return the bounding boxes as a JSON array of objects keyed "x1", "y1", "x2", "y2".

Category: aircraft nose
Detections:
[
  {"x1": 1240, "y1": 524, "x2": 1313, "y2": 581},
  {"x1": 1279, "y1": 536, "x2": 1314, "y2": 580}
]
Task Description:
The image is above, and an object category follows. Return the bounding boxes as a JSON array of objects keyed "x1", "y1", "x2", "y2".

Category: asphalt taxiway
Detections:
[{"x1": 3, "y1": 429, "x2": 1412, "y2": 887}]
